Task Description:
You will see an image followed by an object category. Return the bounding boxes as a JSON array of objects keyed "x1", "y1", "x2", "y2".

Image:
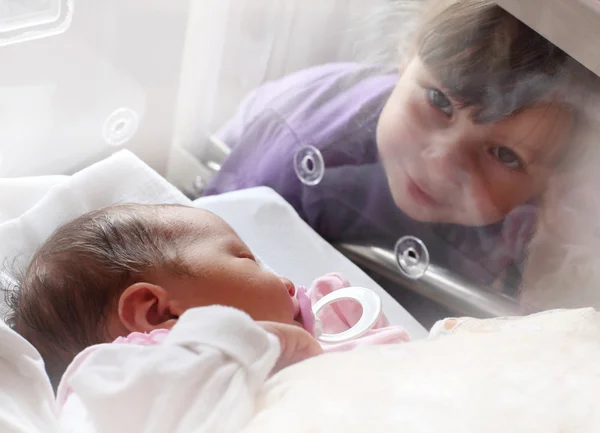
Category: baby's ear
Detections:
[{"x1": 118, "y1": 283, "x2": 178, "y2": 333}]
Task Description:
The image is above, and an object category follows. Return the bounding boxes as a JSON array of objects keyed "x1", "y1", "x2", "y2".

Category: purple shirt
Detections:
[{"x1": 204, "y1": 63, "x2": 536, "y2": 289}]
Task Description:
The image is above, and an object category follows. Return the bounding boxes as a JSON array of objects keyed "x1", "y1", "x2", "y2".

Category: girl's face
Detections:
[{"x1": 376, "y1": 57, "x2": 574, "y2": 226}]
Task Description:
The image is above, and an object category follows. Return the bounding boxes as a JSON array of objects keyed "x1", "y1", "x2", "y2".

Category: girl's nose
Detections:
[{"x1": 421, "y1": 136, "x2": 473, "y2": 187}]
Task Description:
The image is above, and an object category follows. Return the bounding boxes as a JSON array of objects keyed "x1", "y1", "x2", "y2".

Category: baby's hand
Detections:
[{"x1": 258, "y1": 322, "x2": 323, "y2": 373}]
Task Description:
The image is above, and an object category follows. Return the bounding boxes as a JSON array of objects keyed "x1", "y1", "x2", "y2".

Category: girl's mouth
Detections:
[{"x1": 406, "y1": 176, "x2": 441, "y2": 208}]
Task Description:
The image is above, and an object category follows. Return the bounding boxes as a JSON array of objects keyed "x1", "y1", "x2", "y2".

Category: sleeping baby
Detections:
[
  {"x1": 4, "y1": 203, "x2": 408, "y2": 389},
  {"x1": 6, "y1": 204, "x2": 599, "y2": 432}
]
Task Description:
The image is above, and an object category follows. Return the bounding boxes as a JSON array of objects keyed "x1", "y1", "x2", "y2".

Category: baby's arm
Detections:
[
  {"x1": 58, "y1": 306, "x2": 320, "y2": 433},
  {"x1": 0, "y1": 321, "x2": 58, "y2": 433}
]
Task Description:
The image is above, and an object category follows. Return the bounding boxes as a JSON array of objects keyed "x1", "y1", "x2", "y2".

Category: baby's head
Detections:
[
  {"x1": 377, "y1": 0, "x2": 599, "y2": 226},
  {"x1": 6, "y1": 203, "x2": 301, "y2": 387}
]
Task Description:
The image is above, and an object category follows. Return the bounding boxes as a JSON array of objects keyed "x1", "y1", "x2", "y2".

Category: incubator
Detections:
[
  {"x1": 2, "y1": 2, "x2": 600, "y2": 432},
  {"x1": 1, "y1": 0, "x2": 600, "y2": 331}
]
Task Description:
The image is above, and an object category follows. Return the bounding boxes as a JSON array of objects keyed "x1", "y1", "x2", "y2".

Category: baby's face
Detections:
[
  {"x1": 157, "y1": 207, "x2": 303, "y2": 327},
  {"x1": 376, "y1": 57, "x2": 574, "y2": 226}
]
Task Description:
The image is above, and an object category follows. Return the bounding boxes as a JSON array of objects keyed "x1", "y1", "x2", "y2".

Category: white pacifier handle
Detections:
[{"x1": 312, "y1": 287, "x2": 382, "y2": 344}]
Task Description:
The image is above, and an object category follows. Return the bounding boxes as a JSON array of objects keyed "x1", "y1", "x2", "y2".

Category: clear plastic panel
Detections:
[
  {"x1": 205, "y1": 61, "x2": 522, "y2": 294},
  {"x1": 2, "y1": 0, "x2": 599, "y2": 321},
  {"x1": 0, "y1": 0, "x2": 190, "y2": 177},
  {"x1": 0, "y1": 0, "x2": 71, "y2": 41},
  {"x1": 201, "y1": 0, "x2": 600, "y2": 319}
]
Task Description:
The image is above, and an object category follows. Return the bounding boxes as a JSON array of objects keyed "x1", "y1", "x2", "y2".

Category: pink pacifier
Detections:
[{"x1": 296, "y1": 286, "x2": 383, "y2": 344}]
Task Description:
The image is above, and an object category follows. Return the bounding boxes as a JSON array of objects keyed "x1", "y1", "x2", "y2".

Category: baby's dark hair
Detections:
[
  {"x1": 414, "y1": 0, "x2": 600, "y2": 123},
  {"x1": 3, "y1": 203, "x2": 195, "y2": 389}
]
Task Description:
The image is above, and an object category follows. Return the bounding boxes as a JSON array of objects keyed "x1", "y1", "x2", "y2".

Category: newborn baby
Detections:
[{"x1": 5, "y1": 203, "x2": 408, "y2": 388}]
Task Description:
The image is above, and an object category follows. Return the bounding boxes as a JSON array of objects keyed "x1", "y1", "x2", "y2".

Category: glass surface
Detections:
[
  {"x1": 1, "y1": 0, "x2": 599, "y2": 320},
  {"x1": 0, "y1": 0, "x2": 190, "y2": 177},
  {"x1": 202, "y1": 0, "x2": 600, "y2": 317}
]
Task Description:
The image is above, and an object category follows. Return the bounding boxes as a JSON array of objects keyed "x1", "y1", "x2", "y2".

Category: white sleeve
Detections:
[
  {"x1": 59, "y1": 306, "x2": 281, "y2": 433},
  {"x1": 0, "y1": 321, "x2": 59, "y2": 433}
]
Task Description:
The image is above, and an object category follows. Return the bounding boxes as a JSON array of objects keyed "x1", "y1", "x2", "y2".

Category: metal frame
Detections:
[{"x1": 337, "y1": 243, "x2": 519, "y2": 318}]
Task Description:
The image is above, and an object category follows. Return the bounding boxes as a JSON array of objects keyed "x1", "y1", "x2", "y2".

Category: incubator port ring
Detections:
[
  {"x1": 294, "y1": 145, "x2": 325, "y2": 186},
  {"x1": 395, "y1": 236, "x2": 430, "y2": 280},
  {"x1": 103, "y1": 107, "x2": 140, "y2": 147}
]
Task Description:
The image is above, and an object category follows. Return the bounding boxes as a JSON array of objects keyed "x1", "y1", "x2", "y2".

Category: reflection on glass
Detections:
[
  {"x1": 0, "y1": 0, "x2": 72, "y2": 46},
  {"x1": 204, "y1": 0, "x2": 600, "y2": 314}
]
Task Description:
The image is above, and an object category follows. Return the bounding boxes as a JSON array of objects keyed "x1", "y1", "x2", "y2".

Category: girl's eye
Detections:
[
  {"x1": 427, "y1": 88, "x2": 453, "y2": 116},
  {"x1": 490, "y1": 146, "x2": 523, "y2": 170}
]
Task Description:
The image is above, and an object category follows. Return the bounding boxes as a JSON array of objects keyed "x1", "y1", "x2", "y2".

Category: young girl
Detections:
[{"x1": 203, "y1": 0, "x2": 598, "y2": 293}]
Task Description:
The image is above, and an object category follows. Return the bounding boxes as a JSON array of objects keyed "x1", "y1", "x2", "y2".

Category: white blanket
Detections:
[
  {"x1": 0, "y1": 176, "x2": 68, "y2": 223},
  {"x1": 0, "y1": 320, "x2": 58, "y2": 433},
  {"x1": 54, "y1": 307, "x2": 600, "y2": 433},
  {"x1": 0, "y1": 150, "x2": 190, "y2": 274},
  {"x1": 245, "y1": 308, "x2": 600, "y2": 433}
]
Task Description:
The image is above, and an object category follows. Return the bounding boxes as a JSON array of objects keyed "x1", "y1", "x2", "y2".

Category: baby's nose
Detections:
[{"x1": 281, "y1": 278, "x2": 296, "y2": 297}]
